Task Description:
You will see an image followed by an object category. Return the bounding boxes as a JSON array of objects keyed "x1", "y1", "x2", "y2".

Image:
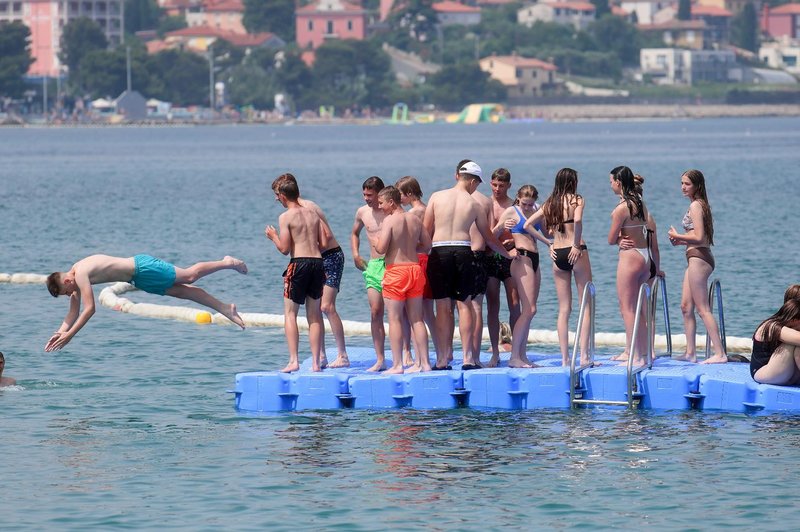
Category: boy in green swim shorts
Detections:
[
  {"x1": 351, "y1": 176, "x2": 389, "y2": 371},
  {"x1": 45, "y1": 254, "x2": 248, "y2": 351}
]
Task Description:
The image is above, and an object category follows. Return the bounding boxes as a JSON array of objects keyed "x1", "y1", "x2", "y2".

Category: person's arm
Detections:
[
  {"x1": 649, "y1": 215, "x2": 664, "y2": 277},
  {"x1": 607, "y1": 205, "x2": 625, "y2": 246},
  {"x1": 668, "y1": 201, "x2": 705, "y2": 246},
  {"x1": 779, "y1": 326, "x2": 800, "y2": 347},
  {"x1": 45, "y1": 274, "x2": 96, "y2": 351},
  {"x1": 492, "y1": 208, "x2": 511, "y2": 237},
  {"x1": 318, "y1": 218, "x2": 330, "y2": 251},
  {"x1": 476, "y1": 207, "x2": 513, "y2": 259},
  {"x1": 422, "y1": 196, "x2": 435, "y2": 240},
  {"x1": 44, "y1": 292, "x2": 80, "y2": 351},
  {"x1": 350, "y1": 210, "x2": 367, "y2": 271},
  {"x1": 372, "y1": 219, "x2": 392, "y2": 256},
  {"x1": 568, "y1": 198, "x2": 586, "y2": 264},
  {"x1": 266, "y1": 214, "x2": 292, "y2": 255},
  {"x1": 417, "y1": 218, "x2": 432, "y2": 254}
]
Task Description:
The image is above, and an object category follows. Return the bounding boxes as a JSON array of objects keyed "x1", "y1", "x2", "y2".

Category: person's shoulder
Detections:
[{"x1": 0, "y1": 376, "x2": 16, "y2": 387}]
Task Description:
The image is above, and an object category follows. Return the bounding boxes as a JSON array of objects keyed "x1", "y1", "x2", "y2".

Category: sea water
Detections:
[{"x1": 1, "y1": 118, "x2": 799, "y2": 529}]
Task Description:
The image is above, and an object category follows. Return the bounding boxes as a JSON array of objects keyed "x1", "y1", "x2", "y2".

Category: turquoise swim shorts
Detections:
[
  {"x1": 362, "y1": 257, "x2": 385, "y2": 292},
  {"x1": 131, "y1": 254, "x2": 177, "y2": 295}
]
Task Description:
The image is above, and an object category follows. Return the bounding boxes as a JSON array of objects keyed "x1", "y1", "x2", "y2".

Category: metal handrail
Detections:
[
  {"x1": 649, "y1": 274, "x2": 672, "y2": 358},
  {"x1": 625, "y1": 283, "x2": 653, "y2": 408},
  {"x1": 704, "y1": 279, "x2": 727, "y2": 359},
  {"x1": 569, "y1": 282, "x2": 596, "y2": 407}
]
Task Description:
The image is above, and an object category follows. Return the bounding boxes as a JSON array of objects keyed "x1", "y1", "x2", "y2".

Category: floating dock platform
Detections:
[{"x1": 232, "y1": 347, "x2": 800, "y2": 414}]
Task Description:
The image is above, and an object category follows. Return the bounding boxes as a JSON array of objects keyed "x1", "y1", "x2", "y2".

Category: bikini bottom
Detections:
[
  {"x1": 686, "y1": 247, "x2": 715, "y2": 270},
  {"x1": 517, "y1": 248, "x2": 539, "y2": 273}
]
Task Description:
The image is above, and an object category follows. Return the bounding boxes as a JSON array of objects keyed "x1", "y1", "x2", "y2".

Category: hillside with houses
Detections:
[{"x1": 1, "y1": 0, "x2": 799, "y2": 122}]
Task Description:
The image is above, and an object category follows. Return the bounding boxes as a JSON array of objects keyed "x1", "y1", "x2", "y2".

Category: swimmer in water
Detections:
[{"x1": 0, "y1": 352, "x2": 17, "y2": 387}]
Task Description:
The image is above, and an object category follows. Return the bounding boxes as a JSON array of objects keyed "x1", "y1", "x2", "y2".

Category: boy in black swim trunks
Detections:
[{"x1": 266, "y1": 178, "x2": 329, "y2": 373}]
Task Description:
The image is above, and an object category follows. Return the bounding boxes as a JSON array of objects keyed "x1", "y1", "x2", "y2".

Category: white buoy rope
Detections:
[{"x1": 3, "y1": 273, "x2": 752, "y2": 352}]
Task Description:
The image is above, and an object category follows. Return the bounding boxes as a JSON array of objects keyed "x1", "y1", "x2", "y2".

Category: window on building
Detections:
[
  {"x1": 308, "y1": 20, "x2": 313, "y2": 30},
  {"x1": 348, "y1": 20, "x2": 353, "y2": 31},
  {"x1": 12, "y1": 1, "x2": 21, "y2": 12},
  {"x1": 0, "y1": 3, "x2": 7, "y2": 13},
  {"x1": 686, "y1": 30, "x2": 695, "y2": 43},
  {"x1": 327, "y1": 20, "x2": 333, "y2": 34},
  {"x1": 784, "y1": 55, "x2": 797, "y2": 67},
  {"x1": 516, "y1": 68, "x2": 522, "y2": 78},
  {"x1": 532, "y1": 70, "x2": 537, "y2": 79}
]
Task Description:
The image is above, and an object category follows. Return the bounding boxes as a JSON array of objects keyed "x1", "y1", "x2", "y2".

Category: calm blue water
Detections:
[{"x1": 2, "y1": 118, "x2": 800, "y2": 529}]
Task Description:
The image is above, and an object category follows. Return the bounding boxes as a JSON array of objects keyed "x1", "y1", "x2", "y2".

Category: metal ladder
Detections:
[
  {"x1": 571, "y1": 283, "x2": 654, "y2": 409},
  {"x1": 703, "y1": 278, "x2": 727, "y2": 359},
  {"x1": 569, "y1": 282, "x2": 596, "y2": 407},
  {"x1": 650, "y1": 274, "x2": 672, "y2": 359}
]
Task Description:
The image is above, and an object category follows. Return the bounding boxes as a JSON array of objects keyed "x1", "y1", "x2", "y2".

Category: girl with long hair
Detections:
[
  {"x1": 667, "y1": 169, "x2": 727, "y2": 364},
  {"x1": 524, "y1": 168, "x2": 593, "y2": 366},
  {"x1": 608, "y1": 166, "x2": 651, "y2": 366},
  {"x1": 751, "y1": 299, "x2": 800, "y2": 385}
]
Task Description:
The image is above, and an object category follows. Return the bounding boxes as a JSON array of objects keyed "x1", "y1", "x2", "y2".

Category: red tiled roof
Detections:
[
  {"x1": 770, "y1": 4, "x2": 800, "y2": 15},
  {"x1": 225, "y1": 32, "x2": 278, "y2": 46},
  {"x1": 165, "y1": 25, "x2": 278, "y2": 46},
  {"x1": 161, "y1": 0, "x2": 195, "y2": 8},
  {"x1": 296, "y1": 0, "x2": 365, "y2": 14},
  {"x1": 203, "y1": 0, "x2": 243, "y2": 12},
  {"x1": 545, "y1": 2, "x2": 596, "y2": 12},
  {"x1": 432, "y1": 1, "x2": 481, "y2": 13},
  {"x1": 482, "y1": 55, "x2": 557, "y2": 71},
  {"x1": 611, "y1": 5, "x2": 629, "y2": 16},
  {"x1": 691, "y1": 5, "x2": 732, "y2": 17}
]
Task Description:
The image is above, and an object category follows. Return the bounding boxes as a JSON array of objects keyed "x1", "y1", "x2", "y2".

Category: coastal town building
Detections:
[
  {"x1": 479, "y1": 54, "x2": 557, "y2": 98},
  {"x1": 1, "y1": 0, "x2": 124, "y2": 77},
  {"x1": 759, "y1": 39, "x2": 800, "y2": 75},
  {"x1": 432, "y1": 1, "x2": 481, "y2": 26},
  {"x1": 640, "y1": 47, "x2": 735, "y2": 84},
  {"x1": 517, "y1": 1, "x2": 596, "y2": 31},
  {"x1": 638, "y1": 19, "x2": 708, "y2": 50},
  {"x1": 762, "y1": 3, "x2": 800, "y2": 40},
  {"x1": 619, "y1": 0, "x2": 672, "y2": 25},
  {"x1": 186, "y1": 0, "x2": 245, "y2": 34},
  {"x1": 691, "y1": 4, "x2": 732, "y2": 45},
  {"x1": 696, "y1": 0, "x2": 750, "y2": 16},
  {"x1": 295, "y1": 0, "x2": 368, "y2": 50},
  {"x1": 151, "y1": 25, "x2": 284, "y2": 54}
]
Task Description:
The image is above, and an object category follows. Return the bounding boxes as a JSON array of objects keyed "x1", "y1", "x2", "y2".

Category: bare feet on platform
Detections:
[
  {"x1": 508, "y1": 358, "x2": 537, "y2": 369},
  {"x1": 329, "y1": 353, "x2": 350, "y2": 368},
  {"x1": 225, "y1": 256, "x2": 248, "y2": 274},
  {"x1": 611, "y1": 352, "x2": 628, "y2": 362},
  {"x1": 403, "y1": 350, "x2": 414, "y2": 367},
  {"x1": 367, "y1": 360, "x2": 386, "y2": 372},
  {"x1": 580, "y1": 358, "x2": 598, "y2": 367},
  {"x1": 281, "y1": 362, "x2": 300, "y2": 373},
  {"x1": 701, "y1": 354, "x2": 728, "y2": 364},
  {"x1": 619, "y1": 357, "x2": 645, "y2": 367},
  {"x1": 673, "y1": 353, "x2": 697, "y2": 363},
  {"x1": 486, "y1": 354, "x2": 500, "y2": 368},
  {"x1": 384, "y1": 365, "x2": 404, "y2": 375},
  {"x1": 319, "y1": 356, "x2": 328, "y2": 370},
  {"x1": 224, "y1": 304, "x2": 246, "y2": 329}
]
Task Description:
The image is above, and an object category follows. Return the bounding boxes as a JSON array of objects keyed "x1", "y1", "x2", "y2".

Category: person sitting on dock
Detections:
[
  {"x1": 0, "y1": 352, "x2": 17, "y2": 387},
  {"x1": 266, "y1": 178, "x2": 329, "y2": 373},
  {"x1": 750, "y1": 299, "x2": 800, "y2": 386},
  {"x1": 370, "y1": 186, "x2": 432, "y2": 374},
  {"x1": 45, "y1": 254, "x2": 247, "y2": 351}
]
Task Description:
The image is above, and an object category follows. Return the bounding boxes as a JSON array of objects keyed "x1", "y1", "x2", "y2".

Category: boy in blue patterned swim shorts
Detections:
[{"x1": 45, "y1": 254, "x2": 248, "y2": 351}]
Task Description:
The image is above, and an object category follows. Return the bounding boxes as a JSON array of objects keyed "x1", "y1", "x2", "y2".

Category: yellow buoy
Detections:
[{"x1": 195, "y1": 311, "x2": 213, "y2": 324}]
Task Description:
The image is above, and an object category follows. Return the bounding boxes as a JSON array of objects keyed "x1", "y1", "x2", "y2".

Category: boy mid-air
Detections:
[{"x1": 45, "y1": 254, "x2": 247, "y2": 351}]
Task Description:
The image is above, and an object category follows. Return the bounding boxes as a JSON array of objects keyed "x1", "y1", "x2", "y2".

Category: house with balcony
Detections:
[
  {"x1": 517, "y1": 1, "x2": 596, "y2": 31},
  {"x1": 295, "y1": 0, "x2": 368, "y2": 50},
  {"x1": 638, "y1": 19, "x2": 708, "y2": 50},
  {"x1": 432, "y1": 1, "x2": 481, "y2": 26},
  {"x1": 641, "y1": 47, "x2": 735, "y2": 84},
  {"x1": 186, "y1": 0, "x2": 245, "y2": 34},
  {"x1": 160, "y1": 25, "x2": 284, "y2": 54},
  {"x1": 691, "y1": 5, "x2": 732, "y2": 45},
  {"x1": 479, "y1": 54, "x2": 557, "y2": 99},
  {"x1": 759, "y1": 39, "x2": 800, "y2": 75}
]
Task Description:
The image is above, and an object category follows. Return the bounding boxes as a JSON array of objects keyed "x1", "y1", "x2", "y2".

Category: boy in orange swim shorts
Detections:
[{"x1": 371, "y1": 186, "x2": 433, "y2": 373}]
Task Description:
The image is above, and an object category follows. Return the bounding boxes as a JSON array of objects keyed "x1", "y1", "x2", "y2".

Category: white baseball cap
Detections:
[{"x1": 459, "y1": 161, "x2": 482, "y2": 182}]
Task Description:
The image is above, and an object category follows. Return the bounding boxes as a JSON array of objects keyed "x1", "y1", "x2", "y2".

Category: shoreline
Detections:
[{"x1": 2, "y1": 104, "x2": 799, "y2": 127}]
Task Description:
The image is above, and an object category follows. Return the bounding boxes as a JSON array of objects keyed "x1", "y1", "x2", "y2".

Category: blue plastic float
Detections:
[{"x1": 231, "y1": 346, "x2": 800, "y2": 414}]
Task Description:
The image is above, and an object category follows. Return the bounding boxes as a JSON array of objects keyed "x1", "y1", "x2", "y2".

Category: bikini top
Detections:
[
  {"x1": 622, "y1": 222, "x2": 648, "y2": 237},
  {"x1": 509, "y1": 206, "x2": 527, "y2": 234},
  {"x1": 682, "y1": 209, "x2": 694, "y2": 231}
]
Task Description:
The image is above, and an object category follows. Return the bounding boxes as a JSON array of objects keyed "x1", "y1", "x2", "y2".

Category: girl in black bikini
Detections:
[
  {"x1": 493, "y1": 185, "x2": 550, "y2": 368},
  {"x1": 524, "y1": 168, "x2": 593, "y2": 367},
  {"x1": 667, "y1": 169, "x2": 727, "y2": 364},
  {"x1": 750, "y1": 299, "x2": 800, "y2": 385}
]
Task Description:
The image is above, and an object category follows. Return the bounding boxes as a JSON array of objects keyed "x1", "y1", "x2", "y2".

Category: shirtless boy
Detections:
[
  {"x1": 45, "y1": 254, "x2": 247, "y2": 351},
  {"x1": 271, "y1": 173, "x2": 349, "y2": 369},
  {"x1": 371, "y1": 186, "x2": 433, "y2": 374},
  {"x1": 486, "y1": 168, "x2": 521, "y2": 367},
  {"x1": 351, "y1": 176, "x2": 388, "y2": 371},
  {"x1": 0, "y1": 352, "x2": 16, "y2": 387},
  {"x1": 397, "y1": 176, "x2": 438, "y2": 358},
  {"x1": 266, "y1": 178, "x2": 328, "y2": 373},
  {"x1": 423, "y1": 161, "x2": 515, "y2": 371}
]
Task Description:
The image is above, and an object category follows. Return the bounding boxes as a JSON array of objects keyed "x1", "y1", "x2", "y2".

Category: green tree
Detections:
[
  {"x1": 591, "y1": 0, "x2": 610, "y2": 18},
  {"x1": 243, "y1": 0, "x2": 296, "y2": 42},
  {"x1": 386, "y1": 0, "x2": 439, "y2": 54},
  {"x1": 0, "y1": 21, "x2": 34, "y2": 97},
  {"x1": 145, "y1": 49, "x2": 209, "y2": 105},
  {"x1": 157, "y1": 15, "x2": 187, "y2": 37},
  {"x1": 124, "y1": 0, "x2": 162, "y2": 33},
  {"x1": 60, "y1": 18, "x2": 109, "y2": 89},
  {"x1": 731, "y1": 1, "x2": 759, "y2": 52},
  {"x1": 310, "y1": 40, "x2": 396, "y2": 109},
  {"x1": 427, "y1": 62, "x2": 506, "y2": 108},
  {"x1": 677, "y1": 0, "x2": 692, "y2": 20},
  {"x1": 79, "y1": 44, "x2": 152, "y2": 98},
  {"x1": 586, "y1": 15, "x2": 641, "y2": 65},
  {"x1": 224, "y1": 62, "x2": 279, "y2": 109},
  {"x1": 272, "y1": 50, "x2": 314, "y2": 109}
]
